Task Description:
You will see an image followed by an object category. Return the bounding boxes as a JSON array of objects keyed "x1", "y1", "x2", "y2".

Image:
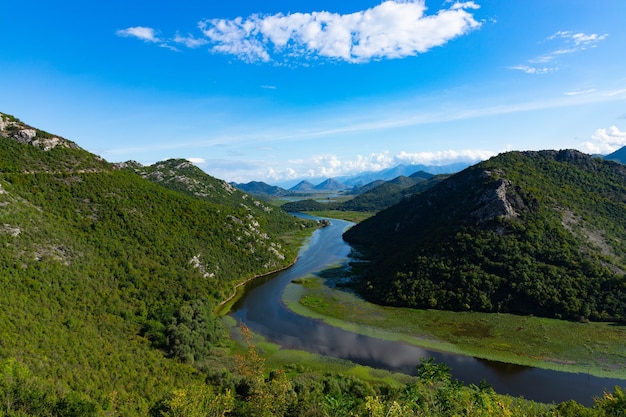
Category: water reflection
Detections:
[{"x1": 230, "y1": 217, "x2": 624, "y2": 406}]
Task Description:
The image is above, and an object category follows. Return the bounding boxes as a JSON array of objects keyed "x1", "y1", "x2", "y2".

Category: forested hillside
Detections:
[
  {"x1": 0, "y1": 112, "x2": 312, "y2": 414},
  {"x1": 344, "y1": 150, "x2": 626, "y2": 322}
]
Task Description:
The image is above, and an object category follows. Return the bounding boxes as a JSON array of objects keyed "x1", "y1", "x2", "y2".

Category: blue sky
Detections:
[{"x1": 1, "y1": 1, "x2": 625, "y2": 184}]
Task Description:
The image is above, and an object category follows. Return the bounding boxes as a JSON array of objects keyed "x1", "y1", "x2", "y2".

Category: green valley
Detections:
[{"x1": 1, "y1": 112, "x2": 625, "y2": 416}]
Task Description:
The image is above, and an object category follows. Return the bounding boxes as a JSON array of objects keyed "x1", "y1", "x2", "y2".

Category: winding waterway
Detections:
[{"x1": 230, "y1": 216, "x2": 625, "y2": 406}]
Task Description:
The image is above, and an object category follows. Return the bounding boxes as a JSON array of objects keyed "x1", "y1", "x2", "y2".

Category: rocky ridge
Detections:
[{"x1": 0, "y1": 112, "x2": 80, "y2": 151}]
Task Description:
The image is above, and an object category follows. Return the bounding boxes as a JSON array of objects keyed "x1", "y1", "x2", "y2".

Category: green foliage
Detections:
[
  {"x1": 593, "y1": 386, "x2": 626, "y2": 417},
  {"x1": 0, "y1": 358, "x2": 97, "y2": 417},
  {"x1": 345, "y1": 150, "x2": 626, "y2": 322},
  {"x1": 417, "y1": 358, "x2": 452, "y2": 385},
  {"x1": 0, "y1": 133, "x2": 311, "y2": 415},
  {"x1": 149, "y1": 384, "x2": 234, "y2": 417},
  {"x1": 282, "y1": 199, "x2": 336, "y2": 212},
  {"x1": 165, "y1": 300, "x2": 225, "y2": 364}
]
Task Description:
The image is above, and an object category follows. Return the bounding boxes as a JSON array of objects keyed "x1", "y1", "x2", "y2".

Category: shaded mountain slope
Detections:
[
  {"x1": 604, "y1": 145, "x2": 626, "y2": 164},
  {"x1": 290, "y1": 180, "x2": 315, "y2": 192},
  {"x1": 340, "y1": 173, "x2": 445, "y2": 212},
  {"x1": 235, "y1": 180, "x2": 288, "y2": 197},
  {"x1": 344, "y1": 150, "x2": 626, "y2": 322}
]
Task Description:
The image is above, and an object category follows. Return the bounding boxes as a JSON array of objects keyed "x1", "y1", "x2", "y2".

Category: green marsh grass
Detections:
[
  {"x1": 284, "y1": 273, "x2": 626, "y2": 380},
  {"x1": 305, "y1": 210, "x2": 374, "y2": 223}
]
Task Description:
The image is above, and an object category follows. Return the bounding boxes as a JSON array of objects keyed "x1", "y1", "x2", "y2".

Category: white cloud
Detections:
[
  {"x1": 116, "y1": 26, "x2": 180, "y2": 51},
  {"x1": 195, "y1": 1, "x2": 481, "y2": 63},
  {"x1": 187, "y1": 157, "x2": 206, "y2": 164},
  {"x1": 548, "y1": 31, "x2": 608, "y2": 48},
  {"x1": 261, "y1": 149, "x2": 493, "y2": 182},
  {"x1": 580, "y1": 126, "x2": 626, "y2": 154},
  {"x1": 539, "y1": 31, "x2": 608, "y2": 63},
  {"x1": 116, "y1": 26, "x2": 160, "y2": 43},
  {"x1": 394, "y1": 149, "x2": 494, "y2": 165},
  {"x1": 174, "y1": 34, "x2": 208, "y2": 48}
]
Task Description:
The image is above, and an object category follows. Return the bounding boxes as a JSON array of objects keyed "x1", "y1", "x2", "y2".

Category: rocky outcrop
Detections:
[
  {"x1": 0, "y1": 112, "x2": 79, "y2": 151},
  {"x1": 469, "y1": 170, "x2": 537, "y2": 231}
]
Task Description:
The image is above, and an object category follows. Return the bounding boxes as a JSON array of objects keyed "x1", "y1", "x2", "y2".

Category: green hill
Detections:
[
  {"x1": 0, "y1": 112, "x2": 312, "y2": 414},
  {"x1": 344, "y1": 150, "x2": 626, "y2": 322},
  {"x1": 340, "y1": 173, "x2": 446, "y2": 212}
]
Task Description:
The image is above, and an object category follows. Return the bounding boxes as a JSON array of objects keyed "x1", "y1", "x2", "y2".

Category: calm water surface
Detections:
[{"x1": 230, "y1": 216, "x2": 625, "y2": 406}]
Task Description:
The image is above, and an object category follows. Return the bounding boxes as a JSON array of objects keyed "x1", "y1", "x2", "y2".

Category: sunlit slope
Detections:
[{"x1": 0, "y1": 112, "x2": 311, "y2": 413}]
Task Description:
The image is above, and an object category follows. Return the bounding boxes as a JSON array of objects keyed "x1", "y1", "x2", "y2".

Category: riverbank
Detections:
[
  {"x1": 283, "y1": 270, "x2": 626, "y2": 381},
  {"x1": 215, "y1": 221, "x2": 319, "y2": 316},
  {"x1": 215, "y1": 261, "x2": 297, "y2": 316}
]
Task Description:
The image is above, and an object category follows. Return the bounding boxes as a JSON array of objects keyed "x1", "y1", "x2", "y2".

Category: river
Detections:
[{"x1": 230, "y1": 216, "x2": 625, "y2": 406}]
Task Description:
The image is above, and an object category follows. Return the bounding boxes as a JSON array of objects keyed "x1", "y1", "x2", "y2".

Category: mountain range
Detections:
[
  {"x1": 235, "y1": 162, "x2": 469, "y2": 196},
  {"x1": 281, "y1": 171, "x2": 448, "y2": 213}
]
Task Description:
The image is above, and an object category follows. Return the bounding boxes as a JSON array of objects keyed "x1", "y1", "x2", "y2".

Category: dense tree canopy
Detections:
[{"x1": 0, "y1": 119, "x2": 313, "y2": 414}]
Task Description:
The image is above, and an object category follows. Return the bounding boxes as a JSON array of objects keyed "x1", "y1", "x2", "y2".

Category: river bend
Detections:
[{"x1": 230, "y1": 216, "x2": 625, "y2": 406}]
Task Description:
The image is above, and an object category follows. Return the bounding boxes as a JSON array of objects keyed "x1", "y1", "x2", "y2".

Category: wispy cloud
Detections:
[
  {"x1": 534, "y1": 31, "x2": 608, "y2": 63},
  {"x1": 116, "y1": 26, "x2": 179, "y2": 51},
  {"x1": 116, "y1": 26, "x2": 160, "y2": 43},
  {"x1": 118, "y1": 1, "x2": 482, "y2": 64},
  {"x1": 564, "y1": 88, "x2": 596, "y2": 96},
  {"x1": 173, "y1": 34, "x2": 208, "y2": 48},
  {"x1": 548, "y1": 31, "x2": 608, "y2": 49},
  {"x1": 511, "y1": 30, "x2": 608, "y2": 75},
  {"x1": 509, "y1": 65, "x2": 557, "y2": 75}
]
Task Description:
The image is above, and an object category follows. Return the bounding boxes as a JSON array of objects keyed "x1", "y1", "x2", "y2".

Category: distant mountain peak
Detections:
[
  {"x1": 235, "y1": 181, "x2": 287, "y2": 197},
  {"x1": 314, "y1": 178, "x2": 347, "y2": 191},
  {"x1": 290, "y1": 180, "x2": 315, "y2": 191},
  {"x1": 604, "y1": 145, "x2": 626, "y2": 164}
]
